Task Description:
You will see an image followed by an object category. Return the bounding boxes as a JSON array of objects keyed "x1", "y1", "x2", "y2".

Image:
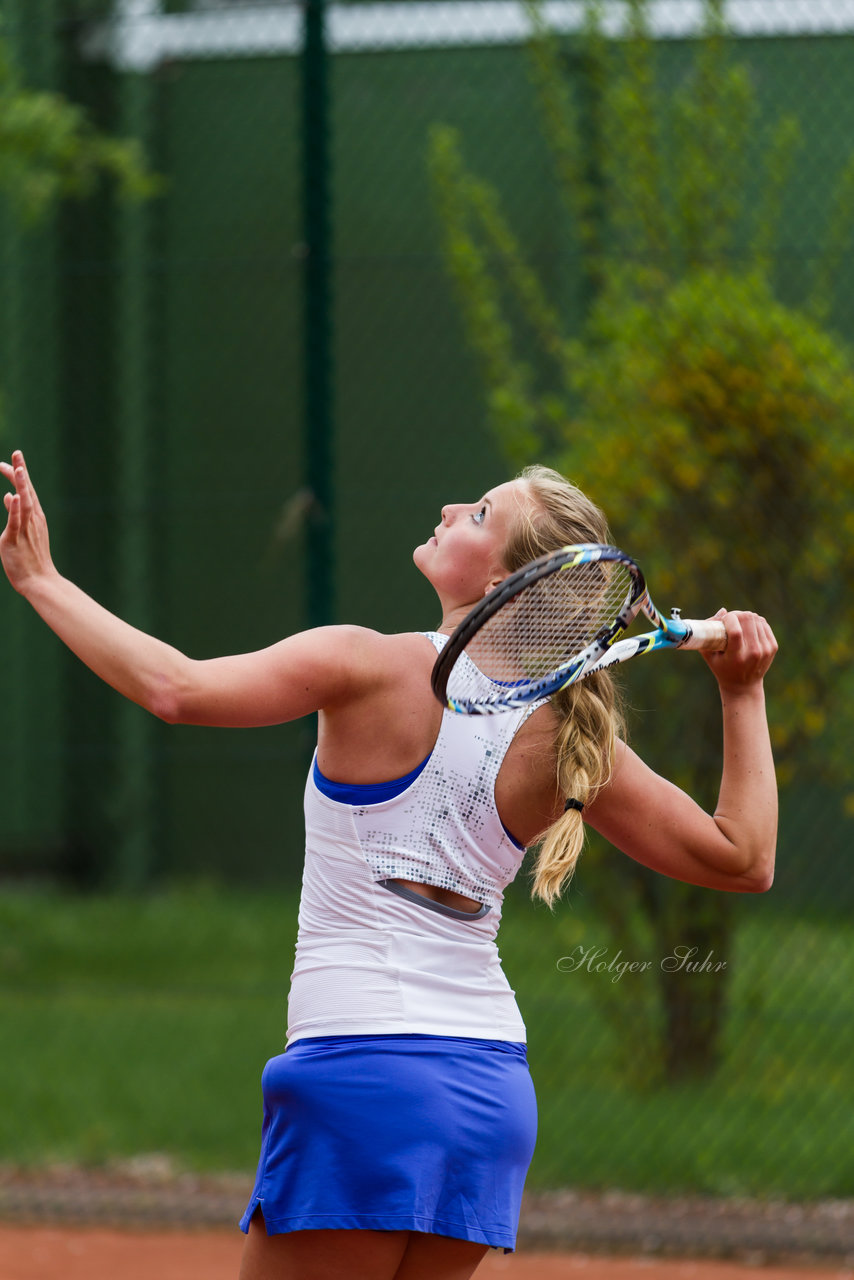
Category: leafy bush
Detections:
[{"x1": 429, "y1": 0, "x2": 854, "y2": 1083}]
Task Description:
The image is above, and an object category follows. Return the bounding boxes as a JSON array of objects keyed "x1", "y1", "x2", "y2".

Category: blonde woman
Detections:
[{"x1": 1, "y1": 451, "x2": 777, "y2": 1280}]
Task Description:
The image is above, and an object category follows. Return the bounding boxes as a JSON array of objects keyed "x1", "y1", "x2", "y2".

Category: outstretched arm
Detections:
[
  {"x1": 585, "y1": 610, "x2": 778, "y2": 893},
  {"x1": 0, "y1": 451, "x2": 386, "y2": 726}
]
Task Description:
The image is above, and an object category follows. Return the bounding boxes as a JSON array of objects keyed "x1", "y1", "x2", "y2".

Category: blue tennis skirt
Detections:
[{"x1": 239, "y1": 1033, "x2": 538, "y2": 1252}]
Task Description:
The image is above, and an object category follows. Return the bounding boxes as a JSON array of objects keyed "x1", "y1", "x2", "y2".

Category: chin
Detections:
[{"x1": 412, "y1": 544, "x2": 435, "y2": 583}]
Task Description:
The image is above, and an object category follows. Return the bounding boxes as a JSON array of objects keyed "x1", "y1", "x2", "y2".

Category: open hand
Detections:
[
  {"x1": 0, "y1": 450, "x2": 56, "y2": 594},
  {"x1": 701, "y1": 608, "x2": 778, "y2": 689}
]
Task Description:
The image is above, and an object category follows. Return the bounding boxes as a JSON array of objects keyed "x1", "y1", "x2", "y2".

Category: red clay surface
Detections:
[{"x1": 1, "y1": 1227, "x2": 852, "y2": 1280}]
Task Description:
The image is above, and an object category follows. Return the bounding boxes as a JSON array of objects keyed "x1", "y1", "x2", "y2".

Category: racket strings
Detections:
[{"x1": 451, "y1": 560, "x2": 634, "y2": 701}]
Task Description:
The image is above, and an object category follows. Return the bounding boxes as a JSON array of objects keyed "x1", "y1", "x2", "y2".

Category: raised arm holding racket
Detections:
[{"x1": 1, "y1": 451, "x2": 777, "y2": 1280}]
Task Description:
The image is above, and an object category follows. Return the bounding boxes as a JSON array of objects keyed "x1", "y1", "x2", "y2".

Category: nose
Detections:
[{"x1": 441, "y1": 503, "x2": 460, "y2": 524}]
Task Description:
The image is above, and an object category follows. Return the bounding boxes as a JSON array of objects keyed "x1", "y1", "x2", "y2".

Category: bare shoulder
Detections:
[
  {"x1": 515, "y1": 701, "x2": 561, "y2": 751},
  {"x1": 496, "y1": 703, "x2": 562, "y2": 846},
  {"x1": 315, "y1": 628, "x2": 444, "y2": 778},
  {"x1": 327, "y1": 626, "x2": 438, "y2": 678},
  {"x1": 300, "y1": 627, "x2": 440, "y2": 715},
  {"x1": 299, "y1": 625, "x2": 433, "y2": 666}
]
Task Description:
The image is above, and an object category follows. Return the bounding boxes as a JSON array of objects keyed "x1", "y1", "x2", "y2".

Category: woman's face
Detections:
[{"x1": 413, "y1": 479, "x2": 530, "y2": 613}]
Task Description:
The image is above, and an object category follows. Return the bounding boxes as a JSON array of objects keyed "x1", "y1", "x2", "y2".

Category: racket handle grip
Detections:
[{"x1": 680, "y1": 618, "x2": 728, "y2": 652}]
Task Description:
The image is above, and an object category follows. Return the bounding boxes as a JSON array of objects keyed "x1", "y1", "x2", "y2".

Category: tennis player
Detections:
[{"x1": 1, "y1": 451, "x2": 777, "y2": 1280}]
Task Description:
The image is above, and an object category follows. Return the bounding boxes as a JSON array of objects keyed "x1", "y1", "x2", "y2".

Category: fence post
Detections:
[
  {"x1": 113, "y1": 68, "x2": 159, "y2": 888},
  {"x1": 0, "y1": 0, "x2": 64, "y2": 860},
  {"x1": 301, "y1": 0, "x2": 334, "y2": 629}
]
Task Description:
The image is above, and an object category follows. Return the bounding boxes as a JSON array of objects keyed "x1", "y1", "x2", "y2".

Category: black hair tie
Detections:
[{"x1": 564, "y1": 798, "x2": 585, "y2": 813}]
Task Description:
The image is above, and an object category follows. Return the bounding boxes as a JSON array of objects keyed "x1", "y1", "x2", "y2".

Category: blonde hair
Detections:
[{"x1": 503, "y1": 465, "x2": 624, "y2": 907}]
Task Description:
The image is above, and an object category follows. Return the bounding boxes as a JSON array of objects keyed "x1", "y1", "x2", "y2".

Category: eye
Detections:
[{"x1": 471, "y1": 504, "x2": 487, "y2": 526}]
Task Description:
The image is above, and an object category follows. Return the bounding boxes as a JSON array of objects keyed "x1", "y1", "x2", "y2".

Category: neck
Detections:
[{"x1": 436, "y1": 604, "x2": 476, "y2": 635}]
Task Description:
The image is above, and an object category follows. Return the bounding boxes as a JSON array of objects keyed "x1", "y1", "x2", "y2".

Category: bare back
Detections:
[{"x1": 316, "y1": 631, "x2": 562, "y2": 910}]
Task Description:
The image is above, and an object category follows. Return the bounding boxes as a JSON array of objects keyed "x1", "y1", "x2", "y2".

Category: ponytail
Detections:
[
  {"x1": 503, "y1": 465, "x2": 625, "y2": 906},
  {"x1": 530, "y1": 673, "x2": 622, "y2": 906}
]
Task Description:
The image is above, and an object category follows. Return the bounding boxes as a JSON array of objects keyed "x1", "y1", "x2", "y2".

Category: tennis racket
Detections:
[{"x1": 431, "y1": 543, "x2": 727, "y2": 714}]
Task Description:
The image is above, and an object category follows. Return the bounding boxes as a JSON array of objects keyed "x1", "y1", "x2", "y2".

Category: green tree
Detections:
[
  {"x1": 430, "y1": 0, "x2": 854, "y2": 1083},
  {"x1": 0, "y1": 32, "x2": 157, "y2": 225},
  {"x1": 0, "y1": 22, "x2": 158, "y2": 455}
]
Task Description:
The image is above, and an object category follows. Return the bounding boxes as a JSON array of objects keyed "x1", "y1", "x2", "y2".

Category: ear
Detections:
[{"x1": 483, "y1": 574, "x2": 507, "y2": 597}]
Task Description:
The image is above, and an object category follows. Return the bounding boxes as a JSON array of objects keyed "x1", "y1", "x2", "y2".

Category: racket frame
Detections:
[{"x1": 431, "y1": 542, "x2": 724, "y2": 714}]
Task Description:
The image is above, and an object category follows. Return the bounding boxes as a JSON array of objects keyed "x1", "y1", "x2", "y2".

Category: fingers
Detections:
[
  {"x1": 15, "y1": 463, "x2": 34, "y2": 522},
  {"x1": 3, "y1": 491, "x2": 21, "y2": 538},
  {"x1": 15, "y1": 451, "x2": 46, "y2": 521},
  {"x1": 1, "y1": 455, "x2": 21, "y2": 536},
  {"x1": 1, "y1": 451, "x2": 39, "y2": 522},
  {"x1": 1, "y1": 451, "x2": 54, "y2": 592},
  {"x1": 728, "y1": 610, "x2": 777, "y2": 661},
  {"x1": 704, "y1": 609, "x2": 777, "y2": 684},
  {"x1": 1, "y1": 450, "x2": 43, "y2": 552},
  {"x1": 0, "y1": 449, "x2": 24, "y2": 474},
  {"x1": 1, "y1": 450, "x2": 26, "y2": 493}
]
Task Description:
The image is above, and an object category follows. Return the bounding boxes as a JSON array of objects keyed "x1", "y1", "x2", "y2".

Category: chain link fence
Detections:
[{"x1": 1, "y1": 0, "x2": 853, "y2": 1258}]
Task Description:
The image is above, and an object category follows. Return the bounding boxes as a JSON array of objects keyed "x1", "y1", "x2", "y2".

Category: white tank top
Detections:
[{"x1": 286, "y1": 632, "x2": 542, "y2": 1045}]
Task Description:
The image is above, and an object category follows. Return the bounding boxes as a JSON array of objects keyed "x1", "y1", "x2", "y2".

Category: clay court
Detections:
[
  {"x1": 3, "y1": 1173, "x2": 853, "y2": 1280},
  {"x1": 2, "y1": 1227, "x2": 853, "y2": 1280}
]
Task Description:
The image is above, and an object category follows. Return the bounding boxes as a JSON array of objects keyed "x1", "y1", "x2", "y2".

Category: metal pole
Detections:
[
  {"x1": 0, "y1": 0, "x2": 34, "y2": 844},
  {"x1": 0, "y1": 0, "x2": 63, "y2": 850},
  {"x1": 114, "y1": 69, "x2": 158, "y2": 888},
  {"x1": 301, "y1": 0, "x2": 334, "y2": 629}
]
